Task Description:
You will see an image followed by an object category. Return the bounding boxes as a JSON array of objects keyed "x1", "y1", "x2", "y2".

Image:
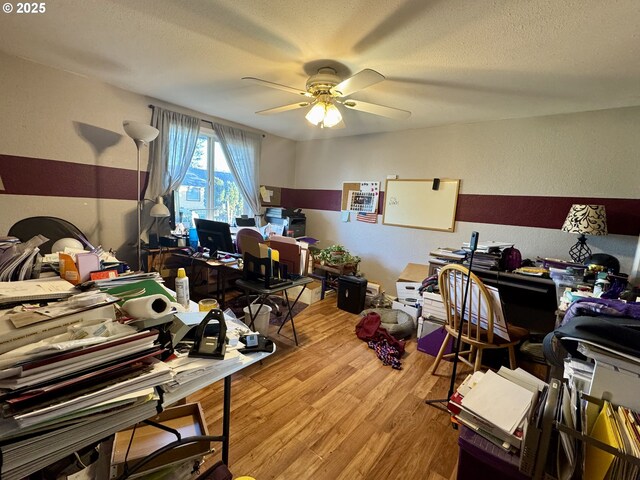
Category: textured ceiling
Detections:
[{"x1": 1, "y1": 0, "x2": 639, "y2": 141}]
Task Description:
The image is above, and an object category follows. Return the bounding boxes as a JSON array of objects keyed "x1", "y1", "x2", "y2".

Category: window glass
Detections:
[{"x1": 174, "y1": 133, "x2": 246, "y2": 228}]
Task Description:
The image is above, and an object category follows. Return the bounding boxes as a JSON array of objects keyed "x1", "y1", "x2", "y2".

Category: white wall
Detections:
[
  {"x1": 295, "y1": 108, "x2": 640, "y2": 291},
  {"x1": 0, "y1": 52, "x2": 295, "y2": 266}
]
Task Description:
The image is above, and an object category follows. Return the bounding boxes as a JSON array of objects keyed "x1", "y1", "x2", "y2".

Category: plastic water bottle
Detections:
[
  {"x1": 189, "y1": 227, "x2": 199, "y2": 248},
  {"x1": 175, "y1": 267, "x2": 190, "y2": 308}
]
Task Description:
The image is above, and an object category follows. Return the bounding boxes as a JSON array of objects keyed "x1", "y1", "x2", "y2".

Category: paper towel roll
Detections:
[{"x1": 122, "y1": 295, "x2": 171, "y2": 319}]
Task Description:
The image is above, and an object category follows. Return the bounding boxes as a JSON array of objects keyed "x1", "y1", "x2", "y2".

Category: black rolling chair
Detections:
[{"x1": 8, "y1": 217, "x2": 93, "y2": 254}]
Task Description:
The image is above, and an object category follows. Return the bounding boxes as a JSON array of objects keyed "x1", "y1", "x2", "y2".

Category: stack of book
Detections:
[
  {"x1": 448, "y1": 367, "x2": 546, "y2": 453},
  {"x1": 429, "y1": 248, "x2": 467, "y2": 264},
  {"x1": 460, "y1": 241, "x2": 514, "y2": 270}
]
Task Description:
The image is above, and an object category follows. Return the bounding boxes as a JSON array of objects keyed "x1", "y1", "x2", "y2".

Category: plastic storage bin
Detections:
[
  {"x1": 337, "y1": 275, "x2": 368, "y2": 314},
  {"x1": 457, "y1": 425, "x2": 528, "y2": 479}
]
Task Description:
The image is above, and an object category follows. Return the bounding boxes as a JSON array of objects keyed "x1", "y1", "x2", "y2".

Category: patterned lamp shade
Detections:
[
  {"x1": 561, "y1": 204, "x2": 607, "y2": 262},
  {"x1": 561, "y1": 204, "x2": 608, "y2": 235}
]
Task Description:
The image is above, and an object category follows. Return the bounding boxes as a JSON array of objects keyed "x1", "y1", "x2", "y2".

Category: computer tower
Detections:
[{"x1": 337, "y1": 275, "x2": 368, "y2": 314}]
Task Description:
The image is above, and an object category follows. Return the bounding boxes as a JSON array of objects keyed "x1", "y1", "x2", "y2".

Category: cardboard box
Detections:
[
  {"x1": 366, "y1": 282, "x2": 381, "y2": 297},
  {"x1": 110, "y1": 403, "x2": 210, "y2": 479},
  {"x1": 422, "y1": 291, "x2": 446, "y2": 321},
  {"x1": 287, "y1": 280, "x2": 323, "y2": 305},
  {"x1": 397, "y1": 263, "x2": 430, "y2": 283},
  {"x1": 392, "y1": 300, "x2": 419, "y2": 321},
  {"x1": 396, "y1": 282, "x2": 423, "y2": 304},
  {"x1": 417, "y1": 315, "x2": 445, "y2": 338}
]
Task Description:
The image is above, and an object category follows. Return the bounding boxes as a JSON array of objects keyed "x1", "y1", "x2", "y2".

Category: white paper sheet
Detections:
[{"x1": 461, "y1": 369, "x2": 534, "y2": 434}]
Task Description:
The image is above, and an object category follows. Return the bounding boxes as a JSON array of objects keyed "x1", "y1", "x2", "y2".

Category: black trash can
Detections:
[{"x1": 337, "y1": 275, "x2": 368, "y2": 314}]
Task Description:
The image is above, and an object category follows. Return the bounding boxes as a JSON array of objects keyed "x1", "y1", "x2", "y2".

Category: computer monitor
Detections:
[
  {"x1": 194, "y1": 219, "x2": 236, "y2": 255},
  {"x1": 235, "y1": 216, "x2": 256, "y2": 227}
]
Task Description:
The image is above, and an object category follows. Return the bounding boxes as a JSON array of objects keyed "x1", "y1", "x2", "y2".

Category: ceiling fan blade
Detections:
[
  {"x1": 331, "y1": 69, "x2": 385, "y2": 97},
  {"x1": 242, "y1": 77, "x2": 311, "y2": 97},
  {"x1": 340, "y1": 99, "x2": 411, "y2": 119},
  {"x1": 256, "y1": 101, "x2": 311, "y2": 115}
]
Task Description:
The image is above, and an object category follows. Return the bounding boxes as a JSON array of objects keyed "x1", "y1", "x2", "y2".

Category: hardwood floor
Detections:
[{"x1": 189, "y1": 297, "x2": 462, "y2": 480}]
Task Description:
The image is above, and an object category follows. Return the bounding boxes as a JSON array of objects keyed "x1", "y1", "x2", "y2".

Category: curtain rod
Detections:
[{"x1": 148, "y1": 104, "x2": 266, "y2": 137}]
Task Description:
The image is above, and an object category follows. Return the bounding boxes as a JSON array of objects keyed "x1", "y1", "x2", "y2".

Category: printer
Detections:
[{"x1": 264, "y1": 208, "x2": 306, "y2": 237}]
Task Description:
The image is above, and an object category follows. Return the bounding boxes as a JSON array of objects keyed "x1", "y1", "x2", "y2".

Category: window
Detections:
[{"x1": 173, "y1": 132, "x2": 247, "y2": 227}]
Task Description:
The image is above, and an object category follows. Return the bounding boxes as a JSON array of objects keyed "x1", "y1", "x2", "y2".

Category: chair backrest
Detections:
[
  {"x1": 236, "y1": 228, "x2": 264, "y2": 254},
  {"x1": 438, "y1": 264, "x2": 497, "y2": 344},
  {"x1": 8, "y1": 216, "x2": 92, "y2": 254}
]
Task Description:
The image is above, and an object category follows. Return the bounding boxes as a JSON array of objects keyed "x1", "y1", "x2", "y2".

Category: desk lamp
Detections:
[
  {"x1": 150, "y1": 196, "x2": 171, "y2": 252},
  {"x1": 123, "y1": 120, "x2": 159, "y2": 270},
  {"x1": 561, "y1": 204, "x2": 607, "y2": 263}
]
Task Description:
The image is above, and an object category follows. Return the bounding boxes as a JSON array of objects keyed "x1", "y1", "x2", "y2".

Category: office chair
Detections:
[
  {"x1": 430, "y1": 264, "x2": 529, "y2": 374},
  {"x1": 8, "y1": 216, "x2": 93, "y2": 254},
  {"x1": 235, "y1": 228, "x2": 264, "y2": 254}
]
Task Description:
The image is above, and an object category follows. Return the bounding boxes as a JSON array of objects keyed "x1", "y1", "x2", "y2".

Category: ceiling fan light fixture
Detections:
[
  {"x1": 305, "y1": 102, "x2": 326, "y2": 126},
  {"x1": 323, "y1": 103, "x2": 342, "y2": 128},
  {"x1": 305, "y1": 98, "x2": 342, "y2": 128}
]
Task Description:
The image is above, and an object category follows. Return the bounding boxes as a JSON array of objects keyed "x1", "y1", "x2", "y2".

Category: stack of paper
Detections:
[
  {"x1": 449, "y1": 369, "x2": 537, "y2": 451},
  {"x1": 0, "y1": 235, "x2": 48, "y2": 282},
  {"x1": 0, "y1": 317, "x2": 167, "y2": 439}
]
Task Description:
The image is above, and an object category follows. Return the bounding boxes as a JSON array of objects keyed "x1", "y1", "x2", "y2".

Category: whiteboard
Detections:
[{"x1": 382, "y1": 179, "x2": 460, "y2": 232}]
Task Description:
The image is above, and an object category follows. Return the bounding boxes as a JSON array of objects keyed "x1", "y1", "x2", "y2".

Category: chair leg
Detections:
[
  {"x1": 430, "y1": 332, "x2": 452, "y2": 375},
  {"x1": 468, "y1": 345, "x2": 476, "y2": 366},
  {"x1": 474, "y1": 347, "x2": 483, "y2": 372},
  {"x1": 508, "y1": 345, "x2": 517, "y2": 369}
]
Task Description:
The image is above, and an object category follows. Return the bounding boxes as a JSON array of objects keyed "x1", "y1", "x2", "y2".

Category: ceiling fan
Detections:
[{"x1": 242, "y1": 67, "x2": 411, "y2": 128}]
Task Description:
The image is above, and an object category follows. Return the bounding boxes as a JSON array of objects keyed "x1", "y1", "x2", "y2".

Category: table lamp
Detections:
[
  {"x1": 561, "y1": 204, "x2": 608, "y2": 263},
  {"x1": 150, "y1": 196, "x2": 171, "y2": 251},
  {"x1": 123, "y1": 120, "x2": 159, "y2": 270}
]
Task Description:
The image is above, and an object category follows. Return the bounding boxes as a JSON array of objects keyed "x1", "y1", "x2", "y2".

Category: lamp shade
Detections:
[
  {"x1": 150, "y1": 197, "x2": 170, "y2": 218},
  {"x1": 123, "y1": 120, "x2": 159, "y2": 144},
  {"x1": 305, "y1": 97, "x2": 342, "y2": 128},
  {"x1": 323, "y1": 103, "x2": 342, "y2": 127},
  {"x1": 561, "y1": 204, "x2": 608, "y2": 236},
  {"x1": 305, "y1": 103, "x2": 326, "y2": 126}
]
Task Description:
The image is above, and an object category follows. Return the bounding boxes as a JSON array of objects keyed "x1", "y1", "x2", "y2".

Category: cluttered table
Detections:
[{"x1": 0, "y1": 275, "x2": 274, "y2": 480}]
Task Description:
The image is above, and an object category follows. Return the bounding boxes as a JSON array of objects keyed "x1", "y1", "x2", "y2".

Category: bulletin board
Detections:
[
  {"x1": 259, "y1": 185, "x2": 282, "y2": 206},
  {"x1": 341, "y1": 181, "x2": 380, "y2": 213},
  {"x1": 382, "y1": 178, "x2": 460, "y2": 232}
]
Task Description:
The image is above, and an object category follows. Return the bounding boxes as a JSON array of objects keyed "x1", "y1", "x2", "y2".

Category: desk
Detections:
[
  {"x1": 0, "y1": 317, "x2": 274, "y2": 480},
  {"x1": 428, "y1": 260, "x2": 558, "y2": 335},
  {"x1": 158, "y1": 253, "x2": 242, "y2": 308},
  {"x1": 236, "y1": 277, "x2": 313, "y2": 346}
]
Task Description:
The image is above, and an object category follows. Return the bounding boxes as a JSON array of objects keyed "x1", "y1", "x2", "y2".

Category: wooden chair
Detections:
[{"x1": 430, "y1": 264, "x2": 529, "y2": 374}]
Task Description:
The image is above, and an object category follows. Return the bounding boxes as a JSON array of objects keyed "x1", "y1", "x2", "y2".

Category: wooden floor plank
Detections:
[{"x1": 188, "y1": 298, "x2": 460, "y2": 479}]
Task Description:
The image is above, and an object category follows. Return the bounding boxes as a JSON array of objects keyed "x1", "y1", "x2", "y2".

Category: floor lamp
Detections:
[
  {"x1": 123, "y1": 120, "x2": 159, "y2": 271},
  {"x1": 425, "y1": 231, "x2": 479, "y2": 414}
]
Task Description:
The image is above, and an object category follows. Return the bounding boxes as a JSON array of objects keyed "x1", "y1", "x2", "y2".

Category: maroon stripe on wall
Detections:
[
  {"x1": 1, "y1": 155, "x2": 637, "y2": 236},
  {"x1": 282, "y1": 188, "x2": 639, "y2": 236},
  {"x1": 456, "y1": 195, "x2": 639, "y2": 236},
  {"x1": 0, "y1": 154, "x2": 144, "y2": 200}
]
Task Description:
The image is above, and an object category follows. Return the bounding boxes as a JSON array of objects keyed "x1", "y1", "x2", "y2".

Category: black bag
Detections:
[{"x1": 500, "y1": 246, "x2": 522, "y2": 271}]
